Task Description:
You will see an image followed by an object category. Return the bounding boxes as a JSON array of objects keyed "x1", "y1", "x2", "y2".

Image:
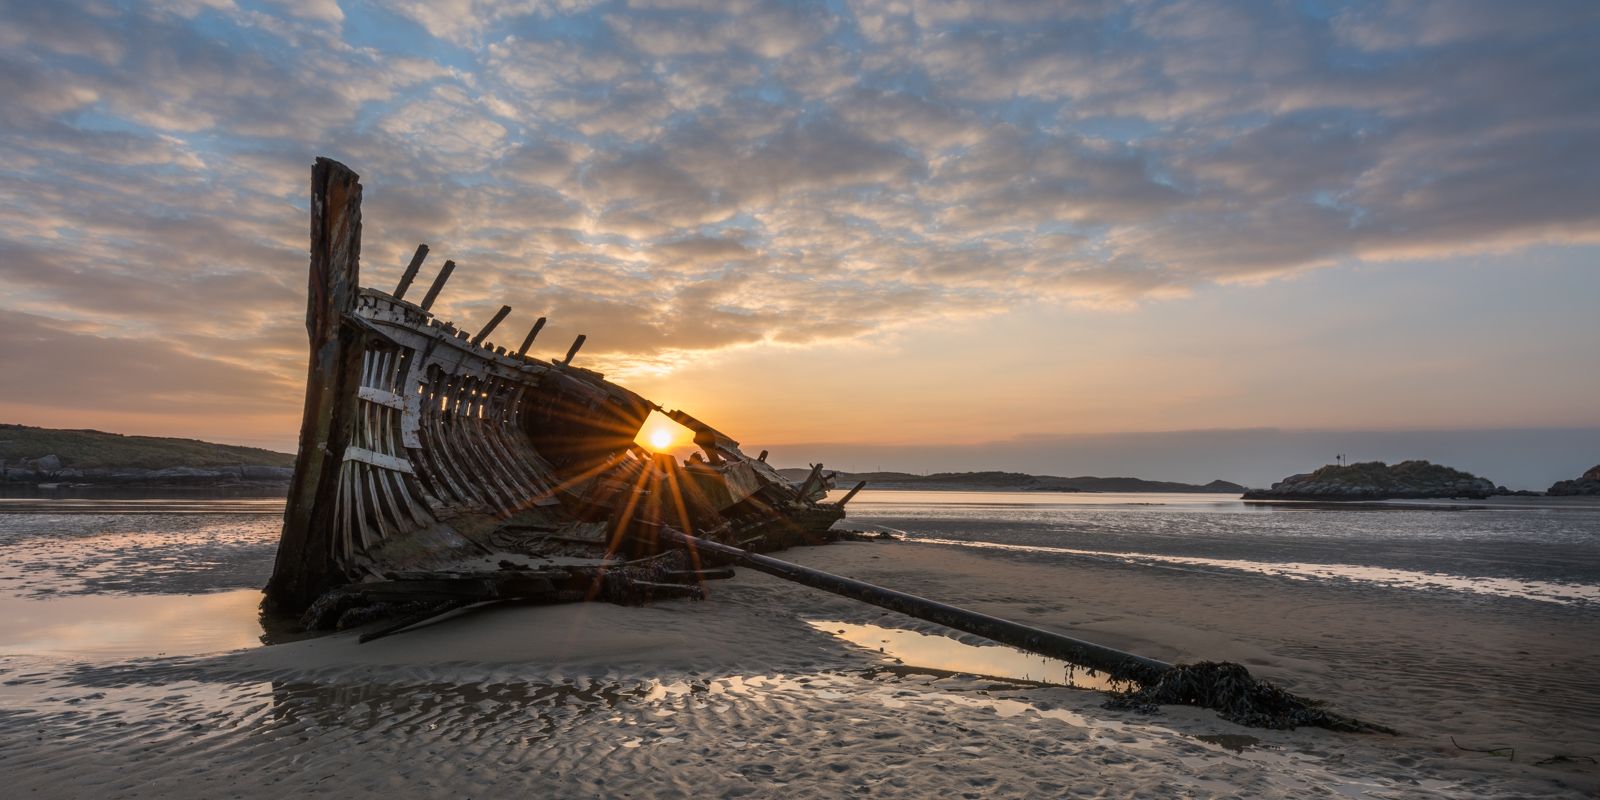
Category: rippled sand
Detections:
[{"x1": 1, "y1": 496, "x2": 1597, "y2": 797}]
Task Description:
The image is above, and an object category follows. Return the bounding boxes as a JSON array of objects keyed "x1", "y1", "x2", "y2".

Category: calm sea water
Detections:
[
  {"x1": 829, "y1": 490, "x2": 1600, "y2": 607},
  {"x1": 1, "y1": 490, "x2": 1597, "y2": 659}
]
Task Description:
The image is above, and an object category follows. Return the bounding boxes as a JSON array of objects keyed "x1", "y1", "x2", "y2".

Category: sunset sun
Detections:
[{"x1": 634, "y1": 410, "x2": 694, "y2": 454}]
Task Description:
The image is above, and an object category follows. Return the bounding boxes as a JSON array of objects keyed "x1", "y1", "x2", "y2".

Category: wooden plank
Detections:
[
  {"x1": 393, "y1": 244, "x2": 428, "y2": 300},
  {"x1": 421, "y1": 368, "x2": 478, "y2": 506},
  {"x1": 345, "y1": 445, "x2": 415, "y2": 474},
  {"x1": 837, "y1": 480, "x2": 868, "y2": 506},
  {"x1": 440, "y1": 372, "x2": 506, "y2": 509},
  {"x1": 266, "y1": 157, "x2": 368, "y2": 615},
  {"x1": 795, "y1": 463, "x2": 824, "y2": 501},
  {"x1": 334, "y1": 461, "x2": 352, "y2": 563},
  {"x1": 362, "y1": 464, "x2": 392, "y2": 545},
  {"x1": 371, "y1": 460, "x2": 410, "y2": 541},
  {"x1": 456, "y1": 377, "x2": 523, "y2": 512},
  {"x1": 358, "y1": 386, "x2": 406, "y2": 410},
  {"x1": 657, "y1": 528, "x2": 1172, "y2": 686},
  {"x1": 382, "y1": 419, "x2": 430, "y2": 529}
]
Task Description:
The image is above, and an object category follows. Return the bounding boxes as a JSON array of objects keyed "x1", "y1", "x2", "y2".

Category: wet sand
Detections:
[{"x1": 2, "y1": 527, "x2": 1598, "y2": 798}]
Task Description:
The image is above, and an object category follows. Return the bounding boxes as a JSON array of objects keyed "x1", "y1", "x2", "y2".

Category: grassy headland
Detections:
[{"x1": 0, "y1": 424, "x2": 293, "y2": 469}]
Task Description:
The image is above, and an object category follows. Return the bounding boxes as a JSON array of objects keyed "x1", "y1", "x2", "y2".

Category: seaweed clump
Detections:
[{"x1": 1107, "y1": 661, "x2": 1395, "y2": 733}]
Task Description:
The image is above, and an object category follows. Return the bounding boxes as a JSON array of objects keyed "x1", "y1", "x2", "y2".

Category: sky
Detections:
[{"x1": 1, "y1": 0, "x2": 1597, "y2": 487}]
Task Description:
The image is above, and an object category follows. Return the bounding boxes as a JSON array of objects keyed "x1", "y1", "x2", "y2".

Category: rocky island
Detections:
[
  {"x1": 1547, "y1": 464, "x2": 1600, "y2": 496},
  {"x1": 1242, "y1": 460, "x2": 1496, "y2": 501}
]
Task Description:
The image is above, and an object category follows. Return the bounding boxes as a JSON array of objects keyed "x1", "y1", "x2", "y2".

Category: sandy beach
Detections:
[{"x1": 2, "y1": 492, "x2": 1597, "y2": 798}]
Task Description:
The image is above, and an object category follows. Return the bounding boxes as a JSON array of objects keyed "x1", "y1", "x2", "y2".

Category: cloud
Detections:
[
  {"x1": 265, "y1": 0, "x2": 345, "y2": 25},
  {"x1": 386, "y1": 0, "x2": 602, "y2": 46},
  {"x1": 1, "y1": 0, "x2": 1597, "y2": 410},
  {"x1": 0, "y1": 313, "x2": 298, "y2": 415}
]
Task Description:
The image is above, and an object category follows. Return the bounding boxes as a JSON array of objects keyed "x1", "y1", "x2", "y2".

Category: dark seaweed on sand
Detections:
[{"x1": 1107, "y1": 661, "x2": 1395, "y2": 733}]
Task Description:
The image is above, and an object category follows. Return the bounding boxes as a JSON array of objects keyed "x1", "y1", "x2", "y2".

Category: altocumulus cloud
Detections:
[{"x1": 1, "y1": 0, "x2": 1597, "y2": 420}]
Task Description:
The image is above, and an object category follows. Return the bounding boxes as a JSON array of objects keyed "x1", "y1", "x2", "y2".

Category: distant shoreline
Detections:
[
  {"x1": 789, "y1": 468, "x2": 1247, "y2": 495},
  {"x1": 826, "y1": 483, "x2": 1233, "y2": 494}
]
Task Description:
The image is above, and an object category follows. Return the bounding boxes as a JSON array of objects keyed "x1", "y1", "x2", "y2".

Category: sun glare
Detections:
[{"x1": 634, "y1": 410, "x2": 694, "y2": 454}]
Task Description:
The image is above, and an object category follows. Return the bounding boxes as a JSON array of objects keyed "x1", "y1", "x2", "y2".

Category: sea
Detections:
[
  {"x1": 1, "y1": 489, "x2": 1596, "y2": 658},
  {"x1": 837, "y1": 490, "x2": 1600, "y2": 608}
]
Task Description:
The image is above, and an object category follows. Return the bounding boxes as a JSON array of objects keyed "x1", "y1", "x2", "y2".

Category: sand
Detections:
[{"x1": 2, "y1": 538, "x2": 1597, "y2": 798}]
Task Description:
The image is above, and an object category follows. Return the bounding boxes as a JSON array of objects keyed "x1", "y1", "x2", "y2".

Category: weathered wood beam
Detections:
[
  {"x1": 561, "y1": 334, "x2": 586, "y2": 365},
  {"x1": 517, "y1": 316, "x2": 547, "y2": 356},
  {"x1": 266, "y1": 157, "x2": 367, "y2": 615},
  {"x1": 393, "y1": 244, "x2": 429, "y2": 300},
  {"x1": 419, "y1": 259, "x2": 456, "y2": 311},
  {"x1": 795, "y1": 463, "x2": 824, "y2": 501},
  {"x1": 658, "y1": 527, "x2": 1172, "y2": 686},
  {"x1": 837, "y1": 480, "x2": 868, "y2": 507},
  {"x1": 472, "y1": 304, "x2": 512, "y2": 346},
  {"x1": 358, "y1": 601, "x2": 469, "y2": 644}
]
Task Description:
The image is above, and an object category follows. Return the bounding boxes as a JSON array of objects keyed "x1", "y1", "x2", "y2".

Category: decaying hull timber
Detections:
[{"x1": 265, "y1": 158, "x2": 847, "y2": 624}]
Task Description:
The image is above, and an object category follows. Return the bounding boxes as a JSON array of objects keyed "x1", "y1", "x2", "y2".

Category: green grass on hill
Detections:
[
  {"x1": 0, "y1": 424, "x2": 295, "y2": 469},
  {"x1": 1301, "y1": 460, "x2": 1483, "y2": 487}
]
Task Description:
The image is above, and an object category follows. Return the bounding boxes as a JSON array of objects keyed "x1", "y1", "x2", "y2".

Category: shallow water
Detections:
[
  {"x1": 832, "y1": 490, "x2": 1600, "y2": 607},
  {"x1": 807, "y1": 620, "x2": 1128, "y2": 690},
  {"x1": 0, "y1": 590, "x2": 265, "y2": 659}
]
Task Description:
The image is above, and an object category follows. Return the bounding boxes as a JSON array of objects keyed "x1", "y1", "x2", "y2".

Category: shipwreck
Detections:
[
  {"x1": 264, "y1": 158, "x2": 857, "y2": 633},
  {"x1": 266, "y1": 159, "x2": 1384, "y2": 732}
]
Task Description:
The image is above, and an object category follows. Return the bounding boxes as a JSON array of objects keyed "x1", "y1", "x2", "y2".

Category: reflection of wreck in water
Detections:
[{"x1": 264, "y1": 158, "x2": 853, "y2": 629}]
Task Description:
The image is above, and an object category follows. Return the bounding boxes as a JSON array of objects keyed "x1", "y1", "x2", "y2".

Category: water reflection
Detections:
[
  {"x1": 0, "y1": 589, "x2": 266, "y2": 658},
  {"x1": 807, "y1": 619, "x2": 1130, "y2": 691}
]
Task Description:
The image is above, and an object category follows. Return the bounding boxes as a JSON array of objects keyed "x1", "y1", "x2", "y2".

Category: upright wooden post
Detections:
[
  {"x1": 265, "y1": 157, "x2": 367, "y2": 615},
  {"x1": 517, "y1": 316, "x2": 547, "y2": 356},
  {"x1": 561, "y1": 334, "x2": 586, "y2": 365},
  {"x1": 419, "y1": 260, "x2": 455, "y2": 311},
  {"x1": 472, "y1": 304, "x2": 512, "y2": 346},
  {"x1": 393, "y1": 244, "x2": 428, "y2": 299}
]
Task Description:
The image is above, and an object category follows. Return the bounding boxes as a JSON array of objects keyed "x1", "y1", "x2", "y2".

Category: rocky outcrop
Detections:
[
  {"x1": 1547, "y1": 465, "x2": 1600, "y2": 496},
  {"x1": 1243, "y1": 460, "x2": 1496, "y2": 501},
  {"x1": 1494, "y1": 485, "x2": 1543, "y2": 497}
]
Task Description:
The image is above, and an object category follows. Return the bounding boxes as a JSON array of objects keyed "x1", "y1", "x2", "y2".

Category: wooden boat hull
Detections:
[{"x1": 265, "y1": 159, "x2": 843, "y2": 621}]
